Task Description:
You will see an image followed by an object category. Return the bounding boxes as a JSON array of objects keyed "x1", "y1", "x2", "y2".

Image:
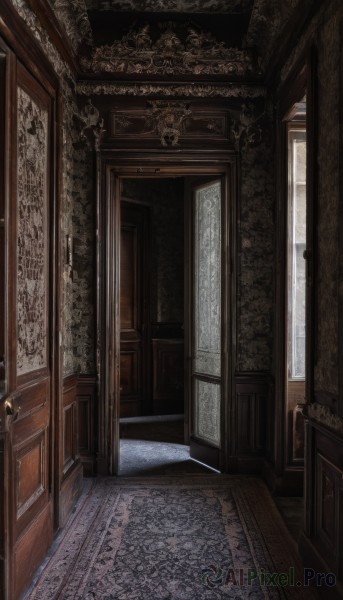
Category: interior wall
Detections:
[
  {"x1": 280, "y1": 0, "x2": 341, "y2": 402},
  {"x1": 236, "y1": 103, "x2": 275, "y2": 373},
  {"x1": 122, "y1": 178, "x2": 184, "y2": 326}
]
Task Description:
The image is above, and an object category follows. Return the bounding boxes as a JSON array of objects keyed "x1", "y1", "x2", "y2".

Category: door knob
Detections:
[{"x1": 4, "y1": 398, "x2": 20, "y2": 420}]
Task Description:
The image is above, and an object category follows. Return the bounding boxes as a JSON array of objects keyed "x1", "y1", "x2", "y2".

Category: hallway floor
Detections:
[
  {"x1": 23, "y1": 475, "x2": 318, "y2": 600},
  {"x1": 21, "y1": 418, "x2": 319, "y2": 600}
]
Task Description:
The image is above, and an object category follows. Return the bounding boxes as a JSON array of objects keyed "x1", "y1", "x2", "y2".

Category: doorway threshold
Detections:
[{"x1": 120, "y1": 414, "x2": 184, "y2": 424}]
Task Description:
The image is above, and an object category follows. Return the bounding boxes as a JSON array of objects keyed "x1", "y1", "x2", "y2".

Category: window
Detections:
[{"x1": 287, "y1": 124, "x2": 306, "y2": 379}]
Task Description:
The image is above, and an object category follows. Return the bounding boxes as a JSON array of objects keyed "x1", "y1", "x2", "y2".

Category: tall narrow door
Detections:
[
  {"x1": 0, "y1": 61, "x2": 55, "y2": 599},
  {"x1": 189, "y1": 179, "x2": 227, "y2": 471},
  {"x1": 120, "y1": 202, "x2": 150, "y2": 417}
]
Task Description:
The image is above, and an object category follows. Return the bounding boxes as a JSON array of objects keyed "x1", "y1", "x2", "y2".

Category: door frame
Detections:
[
  {"x1": 97, "y1": 157, "x2": 237, "y2": 475},
  {"x1": 274, "y1": 48, "x2": 317, "y2": 488}
]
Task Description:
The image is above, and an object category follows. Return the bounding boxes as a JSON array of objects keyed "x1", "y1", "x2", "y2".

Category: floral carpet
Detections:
[{"x1": 26, "y1": 476, "x2": 317, "y2": 599}]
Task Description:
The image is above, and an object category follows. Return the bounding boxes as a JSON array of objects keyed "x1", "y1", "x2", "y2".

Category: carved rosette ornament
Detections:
[
  {"x1": 145, "y1": 101, "x2": 192, "y2": 146},
  {"x1": 81, "y1": 22, "x2": 259, "y2": 77}
]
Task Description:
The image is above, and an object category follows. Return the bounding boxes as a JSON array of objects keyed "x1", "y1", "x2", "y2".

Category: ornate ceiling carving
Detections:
[
  {"x1": 81, "y1": 22, "x2": 260, "y2": 77},
  {"x1": 84, "y1": 0, "x2": 254, "y2": 13}
]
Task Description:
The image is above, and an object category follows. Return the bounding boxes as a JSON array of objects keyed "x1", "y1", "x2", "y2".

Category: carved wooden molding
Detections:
[
  {"x1": 80, "y1": 22, "x2": 260, "y2": 77},
  {"x1": 111, "y1": 108, "x2": 229, "y2": 145},
  {"x1": 77, "y1": 81, "x2": 267, "y2": 98}
]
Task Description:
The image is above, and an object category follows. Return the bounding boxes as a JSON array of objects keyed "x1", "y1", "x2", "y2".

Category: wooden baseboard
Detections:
[{"x1": 262, "y1": 460, "x2": 304, "y2": 495}]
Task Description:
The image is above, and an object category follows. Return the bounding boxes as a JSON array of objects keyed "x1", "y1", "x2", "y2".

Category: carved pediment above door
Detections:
[{"x1": 80, "y1": 21, "x2": 261, "y2": 79}]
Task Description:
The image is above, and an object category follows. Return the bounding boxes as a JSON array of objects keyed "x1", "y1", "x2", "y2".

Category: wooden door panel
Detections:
[
  {"x1": 120, "y1": 348, "x2": 140, "y2": 395},
  {"x1": 13, "y1": 502, "x2": 52, "y2": 600},
  {"x1": 120, "y1": 202, "x2": 150, "y2": 417},
  {"x1": 7, "y1": 62, "x2": 54, "y2": 600},
  {"x1": 120, "y1": 226, "x2": 140, "y2": 333},
  {"x1": 189, "y1": 178, "x2": 225, "y2": 471},
  {"x1": 14, "y1": 428, "x2": 48, "y2": 528}
]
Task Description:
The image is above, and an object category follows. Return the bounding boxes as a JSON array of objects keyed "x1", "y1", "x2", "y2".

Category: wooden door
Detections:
[
  {"x1": 120, "y1": 201, "x2": 150, "y2": 417},
  {"x1": 188, "y1": 178, "x2": 227, "y2": 471},
  {"x1": 0, "y1": 60, "x2": 55, "y2": 600}
]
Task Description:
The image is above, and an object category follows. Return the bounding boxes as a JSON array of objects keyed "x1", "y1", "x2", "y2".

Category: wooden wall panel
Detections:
[
  {"x1": 58, "y1": 375, "x2": 83, "y2": 527},
  {"x1": 235, "y1": 376, "x2": 268, "y2": 457},
  {"x1": 316, "y1": 454, "x2": 336, "y2": 556},
  {"x1": 300, "y1": 419, "x2": 343, "y2": 598},
  {"x1": 152, "y1": 339, "x2": 184, "y2": 415},
  {"x1": 76, "y1": 374, "x2": 97, "y2": 477}
]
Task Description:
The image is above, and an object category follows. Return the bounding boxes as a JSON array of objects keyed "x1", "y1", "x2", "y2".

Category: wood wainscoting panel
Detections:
[
  {"x1": 316, "y1": 453, "x2": 337, "y2": 557},
  {"x1": 58, "y1": 374, "x2": 83, "y2": 527},
  {"x1": 235, "y1": 375, "x2": 268, "y2": 457},
  {"x1": 76, "y1": 374, "x2": 97, "y2": 476},
  {"x1": 299, "y1": 419, "x2": 343, "y2": 597}
]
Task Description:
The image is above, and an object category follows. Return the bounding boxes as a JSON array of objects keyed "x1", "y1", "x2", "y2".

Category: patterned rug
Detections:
[{"x1": 26, "y1": 476, "x2": 318, "y2": 599}]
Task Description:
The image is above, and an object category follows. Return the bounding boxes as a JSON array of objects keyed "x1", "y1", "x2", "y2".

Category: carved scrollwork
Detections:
[{"x1": 81, "y1": 22, "x2": 259, "y2": 77}]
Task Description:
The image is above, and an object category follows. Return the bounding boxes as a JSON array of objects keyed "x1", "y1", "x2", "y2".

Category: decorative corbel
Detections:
[
  {"x1": 79, "y1": 99, "x2": 106, "y2": 151},
  {"x1": 231, "y1": 102, "x2": 265, "y2": 152}
]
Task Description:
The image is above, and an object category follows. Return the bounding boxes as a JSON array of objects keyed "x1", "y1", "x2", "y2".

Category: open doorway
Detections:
[
  {"x1": 119, "y1": 178, "x2": 188, "y2": 475},
  {"x1": 100, "y1": 164, "x2": 231, "y2": 476}
]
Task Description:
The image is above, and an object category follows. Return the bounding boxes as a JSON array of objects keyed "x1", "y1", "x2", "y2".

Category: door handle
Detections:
[{"x1": 4, "y1": 397, "x2": 20, "y2": 420}]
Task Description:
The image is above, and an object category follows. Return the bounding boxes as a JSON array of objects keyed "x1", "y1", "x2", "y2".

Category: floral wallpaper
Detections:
[
  {"x1": 17, "y1": 87, "x2": 48, "y2": 375},
  {"x1": 236, "y1": 102, "x2": 274, "y2": 373}
]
